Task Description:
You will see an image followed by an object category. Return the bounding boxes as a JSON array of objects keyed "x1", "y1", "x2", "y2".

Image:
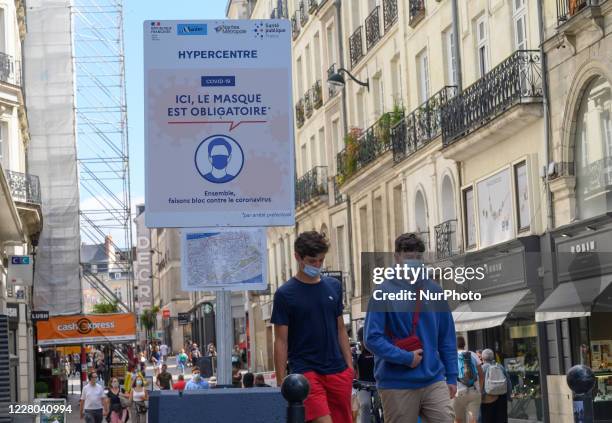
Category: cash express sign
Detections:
[{"x1": 37, "y1": 313, "x2": 135, "y2": 346}]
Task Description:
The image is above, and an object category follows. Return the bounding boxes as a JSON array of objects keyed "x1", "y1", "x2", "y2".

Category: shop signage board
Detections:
[
  {"x1": 178, "y1": 312, "x2": 191, "y2": 325},
  {"x1": 8, "y1": 255, "x2": 33, "y2": 286},
  {"x1": 36, "y1": 313, "x2": 137, "y2": 346},
  {"x1": 31, "y1": 310, "x2": 50, "y2": 322},
  {"x1": 144, "y1": 19, "x2": 294, "y2": 228},
  {"x1": 181, "y1": 228, "x2": 267, "y2": 291}
]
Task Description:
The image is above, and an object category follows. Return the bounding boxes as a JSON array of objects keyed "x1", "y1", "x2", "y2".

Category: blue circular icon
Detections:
[{"x1": 194, "y1": 134, "x2": 244, "y2": 184}]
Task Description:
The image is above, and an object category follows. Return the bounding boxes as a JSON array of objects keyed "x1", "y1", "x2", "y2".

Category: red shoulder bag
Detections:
[{"x1": 385, "y1": 290, "x2": 423, "y2": 352}]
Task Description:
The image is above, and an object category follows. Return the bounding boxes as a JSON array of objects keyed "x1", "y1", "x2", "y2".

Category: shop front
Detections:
[
  {"x1": 445, "y1": 235, "x2": 546, "y2": 423},
  {"x1": 536, "y1": 219, "x2": 612, "y2": 422}
]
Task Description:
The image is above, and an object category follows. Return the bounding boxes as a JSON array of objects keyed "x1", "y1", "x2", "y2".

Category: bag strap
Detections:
[{"x1": 385, "y1": 286, "x2": 422, "y2": 341}]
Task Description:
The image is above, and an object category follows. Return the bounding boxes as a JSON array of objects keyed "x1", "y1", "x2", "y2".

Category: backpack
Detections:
[
  {"x1": 484, "y1": 363, "x2": 508, "y2": 396},
  {"x1": 458, "y1": 351, "x2": 477, "y2": 387}
]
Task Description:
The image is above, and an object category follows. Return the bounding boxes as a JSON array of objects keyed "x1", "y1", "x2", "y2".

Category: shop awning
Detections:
[
  {"x1": 535, "y1": 276, "x2": 612, "y2": 323},
  {"x1": 453, "y1": 289, "x2": 531, "y2": 332}
]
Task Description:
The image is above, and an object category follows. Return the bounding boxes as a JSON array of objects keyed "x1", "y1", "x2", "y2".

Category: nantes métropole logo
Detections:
[{"x1": 177, "y1": 23, "x2": 208, "y2": 36}]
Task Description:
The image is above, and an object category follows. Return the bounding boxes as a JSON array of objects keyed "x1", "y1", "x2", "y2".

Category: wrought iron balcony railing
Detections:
[
  {"x1": 0, "y1": 52, "x2": 17, "y2": 85},
  {"x1": 332, "y1": 176, "x2": 346, "y2": 205},
  {"x1": 441, "y1": 50, "x2": 542, "y2": 147},
  {"x1": 327, "y1": 64, "x2": 339, "y2": 99},
  {"x1": 312, "y1": 80, "x2": 323, "y2": 109},
  {"x1": 365, "y1": 6, "x2": 381, "y2": 51},
  {"x1": 435, "y1": 219, "x2": 459, "y2": 260},
  {"x1": 557, "y1": 0, "x2": 590, "y2": 23},
  {"x1": 392, "y1": 86, "x2": 457, "y2": 163},
  {"x1": 349, "y1": 26, "x2": 364, "y2": 69},
  {"x1": 273, "y1": 0, "x2": 289, "y2": 19},
  {"x1": 409, "y1": 0, "x2": 426, "y2": 27},
  {"x1": 337, "y1": 114, "x2": 393, "y2": 184},
  {"x1": 295, "y1": 166, "x2": 328, "y2": 207},
  {"x1": 291, "y1": 12, "x2": 300, "y2": 39},
  {"x1": 299, "y1": 1, "x2": 309, "y2": 26},
  {"x1": 383, "y1": 0, "x2": 398, "y2": 32},
  {"x1": 579, "y1": 156, "x2": 612, "y2": 198},
  {"x1": 295, "y1": 99, "x2": 305, "y2": 128},
  {"x1": 308, "y1": 0, "x2": 318, "y2": 14},
  {"x1": 304, "y1": 91, "x2": 313, "y2": 118},
  {"x1": 5, "y1": 170, "x2": 41, "y2": 204}
]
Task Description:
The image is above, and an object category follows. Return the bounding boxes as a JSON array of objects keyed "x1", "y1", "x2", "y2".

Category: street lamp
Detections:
[{"x1": 327, "y1": 68, "x2": 369, "y2": 91}]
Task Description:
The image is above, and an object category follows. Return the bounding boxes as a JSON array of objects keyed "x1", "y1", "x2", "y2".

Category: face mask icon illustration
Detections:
[{"x1": 195, "y1": 134, "x2": 245, "y2": 184}]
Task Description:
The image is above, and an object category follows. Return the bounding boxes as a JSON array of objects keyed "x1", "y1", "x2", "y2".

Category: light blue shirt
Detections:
[{"x1": 184, "y1": 379, "x2": 209, "y2": 390}]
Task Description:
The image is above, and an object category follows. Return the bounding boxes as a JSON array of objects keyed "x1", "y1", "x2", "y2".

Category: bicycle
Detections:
[{"x1": 353, "y1": 379, "x2": 384, "y2": 423}]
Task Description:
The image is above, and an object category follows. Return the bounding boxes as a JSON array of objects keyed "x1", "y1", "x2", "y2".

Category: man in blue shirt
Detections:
[
  {"x1": 364, "y1": 233, "x2": 458, "y2": 423},
  {"x1": 184, "y1": 366, "x2": 209, "y2": 390},
  {"x1": 271, "y1": 231, "x2": 353, "y2": 423}
]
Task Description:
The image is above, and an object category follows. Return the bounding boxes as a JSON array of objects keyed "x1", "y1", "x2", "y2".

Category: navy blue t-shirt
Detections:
[{"x1": 271, "y1": 276, "x2": 347, "y2": 375}]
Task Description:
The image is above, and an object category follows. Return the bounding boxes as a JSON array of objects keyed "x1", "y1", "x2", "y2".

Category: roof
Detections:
[{"x1": 80, "y1": 243, "x2": 107, "y2": 263}]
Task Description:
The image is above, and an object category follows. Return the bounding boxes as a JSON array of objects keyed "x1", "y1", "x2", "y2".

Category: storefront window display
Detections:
[
  {"x1": 568, "y1": 313, "x2": 612, "y2": 421},
  {"x1": 468, "y1": 315, "x2": 543, "y2": 422}
]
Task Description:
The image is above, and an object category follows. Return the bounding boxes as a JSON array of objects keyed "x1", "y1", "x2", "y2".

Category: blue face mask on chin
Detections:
[
  {"x1": 303, "y1": 264, "x2": 321, "y2": 278},
  {"x1": 211, "y1": 155, "x2": 229, "y2": 169}
]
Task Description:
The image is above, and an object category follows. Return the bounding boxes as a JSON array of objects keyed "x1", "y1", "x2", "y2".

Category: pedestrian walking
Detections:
[
  {"x1": 480, "y1": 349, "x2": 511, "y2": 423},
  {"x1": 184, "y1": 366, "x2": 209, "y2": 390},
  {"x1": 105, "y1": 377, "x2": 128, "y2": 423},
  {"x1": 364, "y1": 233, "x2": 458, "y2": 423},
  {"x1": 156, "y1": 364, "x2": 173, "y2": 390},
  {"x1": 160, "y1": 343, "x2": 169, "y2": 363},
  {"x1": 271, "y1": 231, "x2": 354, "y2": 423},
  {"x1": 151, "y1": 348, "x2": 161, "y2": 377},
  {"x1": 139, "y1": 352, "x2": 146, "y2": 374},
  {"x1": 129, "y1": 375, "x2": 148, "y2": 423},
  {"x1": 355, "y1": 327, "x2": 375, "y2": 423},
  {"x1": 172, "y1": 374, "x2": 187, "y2": 392},
  {"x1": 80, "y1": 371, "x2": 107, "y2": 423},
  {"x1": 177, "y1": 349, "x2": 188, "y2": 375},
  {"x1": 453, "y1": 336, "x2": 485, "y2": 423},
  {"x1": 206, "y1": 343, "x2": 217, "y2": 357},
  {"x1": 190, "y1": 343, "x2": 201, "y2": 367}
]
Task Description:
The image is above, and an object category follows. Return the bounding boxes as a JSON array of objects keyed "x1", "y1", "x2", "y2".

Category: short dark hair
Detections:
[
  {"x1": 178, "y1": 375, "x2": 184, "y2": 380},
  {"x1": 192, "y1": 366, "x2": 200, "y2": 373},
  {"x1": 395, "y1": 233, "x2": 426, "y2": 254},
  {"x1": 295, "y1": 231, "x2": 329, "y2": 258},
  {"x1": 242, "y1": 372, "x2": 254, "y2": 388},
  {"x1": 88, "y1": 371, "x2": 97, "y2": 380},
  {"x1": 208, "y1": 138, "x2": 232, "y2": 156},
  {"x1": 457, "y1": 336, "x2": 466, "y2": 349},
  {"x1": 254, "y1": 374, "x2": 265, "y2": 383}
]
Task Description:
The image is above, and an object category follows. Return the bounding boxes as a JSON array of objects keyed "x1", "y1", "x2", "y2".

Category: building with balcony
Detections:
[
  {"x1": 536, "y1": 1, "x2": 612, "y2": 421},
  {"x1": 0, "y1": 0, "x2": 42, "y2": 406}
]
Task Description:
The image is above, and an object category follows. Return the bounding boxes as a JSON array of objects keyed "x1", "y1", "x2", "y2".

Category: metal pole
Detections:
[{"x1": 215, "y1": 290, "x2": 233, "y2": 385}]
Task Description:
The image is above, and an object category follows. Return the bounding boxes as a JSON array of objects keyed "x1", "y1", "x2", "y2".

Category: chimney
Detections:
[{"x1": 105, "y1": 235, "x2": 115, "y2": 262}]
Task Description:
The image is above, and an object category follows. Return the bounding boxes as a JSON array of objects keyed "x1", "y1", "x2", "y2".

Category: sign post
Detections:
[{"x1": 144, "y1": 18, "x2": 293, "y2": 387}]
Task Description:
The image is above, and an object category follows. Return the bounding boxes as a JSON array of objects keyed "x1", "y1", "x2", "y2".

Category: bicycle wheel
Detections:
[{"x1": 372, "y1": 391, "x2": 384, "y2": 423}]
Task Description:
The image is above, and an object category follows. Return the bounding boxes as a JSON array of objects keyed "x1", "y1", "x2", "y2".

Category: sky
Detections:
[{"x1": 124, "y1": 0, "x2": 228, "y2": 205}]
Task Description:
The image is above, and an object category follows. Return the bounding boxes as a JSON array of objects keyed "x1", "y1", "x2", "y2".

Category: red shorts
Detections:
[{"x1": 302, "y1": 367, "x2": 353, "y2": 423}]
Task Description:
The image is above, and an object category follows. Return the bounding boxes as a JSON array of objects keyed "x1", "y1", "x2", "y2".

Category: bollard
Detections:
[
  {"x1": 566, "y1": 364, "x2": 596, "y2": 423},
  {"x1": 281, "y1": 374, "x2": 310, "y2": 423}
]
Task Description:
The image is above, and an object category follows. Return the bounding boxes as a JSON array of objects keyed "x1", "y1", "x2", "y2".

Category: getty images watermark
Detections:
[{"x1": 369, "y1": 261, "x2": 486, "y2": 302}]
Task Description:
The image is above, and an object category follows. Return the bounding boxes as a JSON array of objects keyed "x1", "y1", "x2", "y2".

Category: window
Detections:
[
  {"x1": 417, "y1": 49, "x2": 430, "y2": 103},
  {"x1": 296, "y1": 56, "x2": 304, "y2": 98},
  {"x1": 300, "y1": 144, "x2": 308, "y2": 175},
  {"x1": 514, "y1": 161, "x2": 530, "y2": 231},
  {"x1": 443, "y1": 28, "x2": 457, "y2": 86},
  {"x1": 476, "y1": 15, "x2": 489, "y2": 77},
  {"x1": 393, "y1": 185, "x2": 404, "y2": 237},
  {"x1": 373, "y1": 74, "x2": 384, "y2": 116},
  {"x1": 463, "y1": 187, "x2": 476, "y2": 248},
  {"x1": 513, "y1": 0, "x2": 527, "y2": 50},
  {"x1": 113, "y1": 272, "x2": 122, "y2": 280},
  {"x1": 356, "y1": 90, "x2": 366, "y2": 128},
  {"x1": 373, "y1": 196, "x2": 384, "y2": 251},
  {"x1": 314, "y1": 32, "x2": 322, "y2": 82},
  {"x1": 309, "y1": 135, "x2": 317, "y2": 168},
  {"x1": 305, "y1": 44, "x2": 312, "y2": 88},
  {"x1": 575, "y1": 76, "x2": 612, "y2": 219},
  {"x1": 318, "y1": 127, "x2": 326, "y2": 166},
  {"x1": 336, "y1": 225, "x2": 346, "y2": 272},
  {"x1": 114, "y1": 287, "x2": 122, "y2": 301},
  {"x1": 332, "y1": 118, "x2": 342, "y2": 155},
  {"x1": 91, "y1": 264, "x2": 98, "y2": 274},
  {"x1": 390, "y1": 56, "x2": 402, "y2": 105},
  {"x1": 326, "y1": 25, "x2": 336, "y2": 66}
]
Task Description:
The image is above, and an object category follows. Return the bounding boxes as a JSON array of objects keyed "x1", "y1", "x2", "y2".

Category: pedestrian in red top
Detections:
[
  {"x1": 172, "y1": 374, "x2": 187, "y2": 392},
  {"x1": 272, "y1": 231, "x2": 353, "y2": 423}
]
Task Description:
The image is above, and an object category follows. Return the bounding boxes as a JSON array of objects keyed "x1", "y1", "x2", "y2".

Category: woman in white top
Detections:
[{"x1": 129, "y1": 375, "x2": 148, "y2": 423}]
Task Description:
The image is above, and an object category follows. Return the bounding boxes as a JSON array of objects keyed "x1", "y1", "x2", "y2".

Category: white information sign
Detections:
[
  {"x1": 8, "y1": 255, "x2": 33, "y2": 286},
  {"x1": 144, "y1": 20, "x2": 295, "y2": 228},
  {"x1": 181, "y1": 228, "x2": 267, "y2": 291}
]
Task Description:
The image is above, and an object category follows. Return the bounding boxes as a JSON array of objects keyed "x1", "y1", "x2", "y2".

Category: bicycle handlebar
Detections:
[{"x1": 353, "y1": 379, "x2": 378, "y2": 392}]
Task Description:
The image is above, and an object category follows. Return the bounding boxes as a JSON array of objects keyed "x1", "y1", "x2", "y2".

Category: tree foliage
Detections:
[{"x1": 91, "y1": 300, "x2": 119, "y2": 314}]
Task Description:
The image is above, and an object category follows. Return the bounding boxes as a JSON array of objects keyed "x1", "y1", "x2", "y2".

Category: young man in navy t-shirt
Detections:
[{"x1": 271, "y1": 231, "x2": 353, "y2": 423}]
